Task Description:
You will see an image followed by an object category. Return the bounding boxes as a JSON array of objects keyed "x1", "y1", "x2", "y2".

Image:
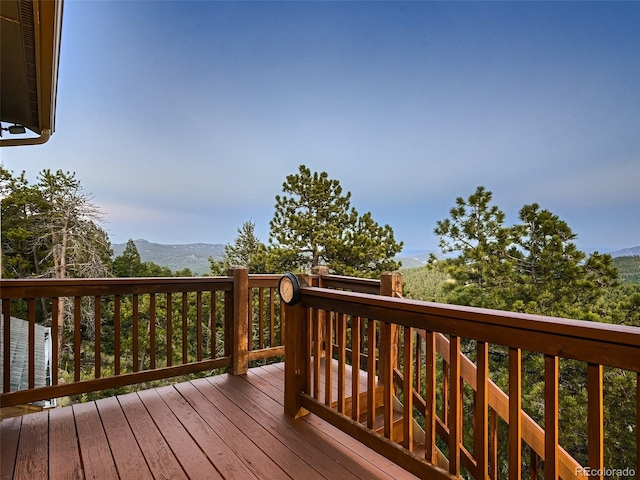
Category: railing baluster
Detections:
[
  {"x1": 367, "y1": 318, "x2": 376, "y2": 429},
  {"x1": 325, "y1": 311, "x2": 333, "y2": 406},
  {"x1": 166, "y1": 293, "x2": 172, "y2": 367},
  {"x1": 425, "y1": 330, "x2": 436, "y2": 463},
  {"x1": 28, "y1": 298, "x2": 36, "y2": 389},
  {"x1": 196, "y1": 291, "x2": 202, "y2": 362},
  {"x1": 259, "y1": 287, "x2": 265, "y2": 349},
  {"x1": 95, "y1": 296, "x2": 101, "y2": 378},
  {"x1": 415, "y1": 333, "x2": 422, "y2": 397},
  {"x1": 382, "y1": 321, "x2": 393, "y2": 439},
  {"x1": 475, "y1": 341, "x2": 489, "y2": 479},
  {"x1": 150, "y1": 293, "x2": 156, "y2": 369},
  {"x1": 545, "y1": 354, "x2": 559, "y2": 480},
  {"x1": 530, "y1": 449, "x2": 538, "y2": 480},
  {"x1": 312, "y1": 308, "x2": 321, "y2": 399},
  {"x1": 211, "y1": 290, "x2": 217, "y2": 359},
  {"x1": 490, "y1": 407, "x2": 498, "y2": 480},
  {"x1": 248, "y1": 288, "x2": 254, "y2": 352},
  {"x1": 181, "y1": 292, "x2": 188, "y2": 364},
  {"x1": 587, "y1": 363, "x2": 604, "y2": 479},
  {"x1": 114, "y1": 295, "x2": 121, "y2": 375},
  {"x1": 403, "y1": 326, "x2": 413, "y2": 450},
  {"x1": 442, "y1": 357, "x2": 449, "y2": 428},
  {"x1": 352, "y1": 315, "x2": 361, "y2": 421},
  {"x1": 133, "y1": 294, "x2": 139, "y2": 372},
  {"x1": 51, "y1": 297, "x2": 59, "y2": 385},
  {"x1": 449, "y1": 335, "x2": 461, "y2": 476},
  {"x1": 269, "y1": 288, "x2": 275, "y2": 348},
  {"x1": 337, "y1": 313, "x2": 347, "y2": 414},
  {"x1": 509, "y1": 347, "x2": 522, "y2": 480},
  {"x1": 74, "y1": 296, "x2": 81, "y2": 382}
]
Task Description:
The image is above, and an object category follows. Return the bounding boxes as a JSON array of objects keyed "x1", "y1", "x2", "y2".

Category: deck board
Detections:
[
  {"x1": 0, "y1": 415, "x2": 21, "y2": 480},
  {"x1": 137, "y1": 388, "x2": 223, "y2": 480},
  {"x1": 73, "y1": 401, "x2": 119, "y2": 480},
  {"x1": 13, "y1": 410, "x2": 48, "y2": 480},
  {"x1": 172, "y1": 381, "x2": 290, "y2": 480},
  {"x1": 0, "y1": 362, "x2": 420, "y2": 479},
  {"x1": 95, "y1": 396, "x2": 153, "y2": 480},
  {"x1": 48, "y1": 405, "x2": 82, "y2": 480},
  {"x1": 117, "y1": 391, "x2": 188, "y2": 480}
]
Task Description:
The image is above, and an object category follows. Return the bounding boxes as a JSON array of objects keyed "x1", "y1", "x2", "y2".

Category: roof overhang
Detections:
[{"x1": 1, "y1": 0, "x2": 63, "y2": 147}]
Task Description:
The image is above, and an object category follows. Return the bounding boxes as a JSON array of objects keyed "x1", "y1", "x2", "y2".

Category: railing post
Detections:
[
  {"x1": 229, "y1": 266, "x2": 249, "y2": 375},
  {"x1": 284, "y1": 292, "x2": 310, "y2": 418},
  {"x1": 380, "y1": 272, "x2": 402, "y2": 380},
  {"x1": 310, "y1": 266, "x2": 329, "y2": 357}
]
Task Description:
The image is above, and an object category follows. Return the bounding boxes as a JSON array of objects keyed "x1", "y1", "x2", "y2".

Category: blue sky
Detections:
[{"x1": 2, "y1": 1, "x2": 639, "y2": 253}]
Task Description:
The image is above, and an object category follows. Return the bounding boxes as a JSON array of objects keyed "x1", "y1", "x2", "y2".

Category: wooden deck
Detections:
[{"x1": 1, "y1": 363, "x2": 419, "y2": 480}]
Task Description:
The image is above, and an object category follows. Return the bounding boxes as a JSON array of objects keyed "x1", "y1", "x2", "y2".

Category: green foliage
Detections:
[
  {"x1": 209, "y1": 220, "x2": 268, "y2": 275},
  {"x1": 401, "y1": 266, "x2": 450, "y2": 301},
  {"x1": 613, "y1": 255, "x2": 640, "y2": 283},
  {"x1": 433, "y1": 186, "x2": 511, "y2": 289},
  {"x1": 432, "y1": 186, "x2": 619, "y2": 318},
  {"x1": 1, "y1": 167, "x2": 112, "y2": 280},
  {"x1": 427, "y1": 186, "x2": 637, "y2": 473},
  {"x1": 112, "y1": 239, "x2": 174, "y2": 277},
  {"x1": 268, "y1": 165, "x2": 402, "y2": 278}
]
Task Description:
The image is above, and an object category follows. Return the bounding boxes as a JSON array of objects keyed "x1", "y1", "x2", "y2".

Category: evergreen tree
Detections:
[
  {"x1": 112, "y1": 239, "x2": 175, "y2": 277},
  {"x1": 112, "y1": 239, "x2": 146, "y2": 277},
  {"x1": 209, "y1": 220, "x2": 267, "y2": 274},
  {"x1": 1, "y1": 167, "x2": 49, "y2": 278},
  {"x1": 432, "y1": 186, "x2": 512, "y2": 290},
  {"x1": 268, "y1": 165, "x2": 402, "y2": 277}
]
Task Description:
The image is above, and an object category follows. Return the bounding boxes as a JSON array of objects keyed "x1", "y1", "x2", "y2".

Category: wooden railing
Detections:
[
  {"x1": 0, "y1": 268, "x2": 380, "y2": 408},
  {"x1": 284, "y1": 273, "x2": 640, "y2": 480},
  {"x1": 0, "y1": 267, "x2": 285, "y2": 407},
  {"x1": 4, "y1": 269, "x2": 639, "y2": 479}
]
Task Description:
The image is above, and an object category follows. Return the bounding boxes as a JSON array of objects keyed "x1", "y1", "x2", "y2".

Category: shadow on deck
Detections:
[{"x1": 0, "y1": 363, "x2": 418, "y2": 480}]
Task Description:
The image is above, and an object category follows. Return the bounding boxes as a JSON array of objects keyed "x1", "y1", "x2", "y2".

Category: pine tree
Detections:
[{"x1": 268, "y1": 165, "x2": 402, "y2": 277}]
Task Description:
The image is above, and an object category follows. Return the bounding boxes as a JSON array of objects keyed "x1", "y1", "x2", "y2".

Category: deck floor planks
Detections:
[
  {"x1": 209, "y1": 374, "x2": 371, "y2": 480},
  {"x1": 95, "y1": 396, "x2": 153, "y2": 480},
  {"x1": 0, "y1": 415, "x2": 21, "y2": 480},
  {"x1": 172, "y1": 381, "x2": 290, "y2": 480},
  {"x1": 155, "y1": 384, "x2": 261, "y2": 480},
  {"x1": 1, "y1": 362, "x2": 420, "y2": 480},
  {"x1": 48, "y1": 405, "x2": 82, "y2": 480},
  {"x1": 73, "y1": 401, "x2": 119, "y2": 480},
  {"x1": 136, "y1": 387, "x2": 223, "y2": 480},
  {"x1": 191, "y1": 377, "x2": 325, "y2": 480},
  {"x1": 116, "y1": 391, "x2": 188, "y2": 480},
  {"x1": 13, "y1": 410, "x2": 48, "y2": 480},
  {"x1": 227, "y1": 372, "x2": 417, "y2": 480}
]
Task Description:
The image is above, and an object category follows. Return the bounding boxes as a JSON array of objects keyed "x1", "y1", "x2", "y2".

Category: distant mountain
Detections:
[
  {"x1": 609, "y1": 246, "x2": 640, "y2": 258},
  {"x1": 395, "y1": 246, "x2": 640, "y2": 270},
  {"x1": 395, "y1": 250, "x2": 438, "y2": 269},
  {"x1": 111, "y1": 239, "x2": 224, "y2": 276},
  {"x1": 110, "y1": 241, "x2": 639, "y2": 277}
]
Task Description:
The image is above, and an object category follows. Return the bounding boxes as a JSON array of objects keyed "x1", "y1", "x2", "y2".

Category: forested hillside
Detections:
[
  {"x1": 613, "y1": 255, "x2": 640, "y2": 283},
  {"x1": 111, "y1": 239, "x2": 224, "y2": 276}
]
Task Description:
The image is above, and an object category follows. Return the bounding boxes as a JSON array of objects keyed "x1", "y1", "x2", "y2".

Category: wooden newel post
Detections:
[
  {"x1": 310, "y1": 266, "x2": 329, "y2": 356},
  {"x1": 229, "y1": 266, "x2": 249, "y2": 375},
  {"x1": 379, "y1": 272, "x2": 402, "y2": 385},
  {"x1": 284, "y1": 298, "x2": 310, "y2": 418}
]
